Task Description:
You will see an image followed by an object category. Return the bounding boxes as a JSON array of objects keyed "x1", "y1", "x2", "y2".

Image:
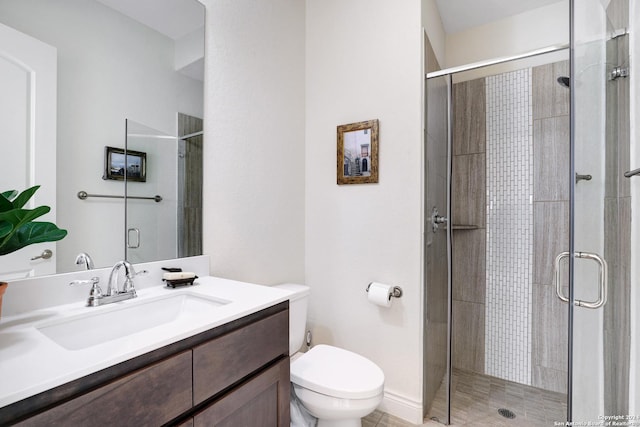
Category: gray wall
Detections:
[
  {"x1": 451, "y1": 78, "x2": 486, "y2": 375},
  {"x1": 178, "y1": 113, "x2": 203, "y2": 258},
  {"x1": 603, "y1": 0, "x2": 631, "y2": 414},
  {"x1": 531, "y1": 61, "x2": 570, "y2": 393}
]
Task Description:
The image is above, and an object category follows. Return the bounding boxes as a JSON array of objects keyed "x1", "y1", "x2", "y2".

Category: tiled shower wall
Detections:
[
  {"x1": 602, "y1": 0, "x2": 631, "y2": 413},
  {"x1": 178, "y1": 113, "x2": 204, "y2": 258},
  {"x1": 484, "y1": 69, "x2": 533, "y2": 385},
  {"x1": 531, "y1": 61, "x2": 570, "y2": 393},
  {"x1": 451, "y1": 61, "x2": 569, "y2": 393}
]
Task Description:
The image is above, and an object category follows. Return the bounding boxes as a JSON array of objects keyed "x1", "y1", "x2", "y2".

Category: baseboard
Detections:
[{"x1": 378, "y1": 389, "x2": 424, "y2": 425}]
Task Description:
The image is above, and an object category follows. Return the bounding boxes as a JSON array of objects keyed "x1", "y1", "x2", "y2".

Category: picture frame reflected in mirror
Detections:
[{"x1": 103, "y1": 146, "x2": 147, "y2": 182}]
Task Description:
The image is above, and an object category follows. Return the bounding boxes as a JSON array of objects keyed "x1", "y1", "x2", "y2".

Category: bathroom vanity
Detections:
[{"x1": 0, "y1": 274, "x2": 291, "y2": 426}]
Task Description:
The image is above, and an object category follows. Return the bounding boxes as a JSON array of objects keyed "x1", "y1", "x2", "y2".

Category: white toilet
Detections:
[{"x1": 275, "y1": 284, "x2": 385, "y2": 427}]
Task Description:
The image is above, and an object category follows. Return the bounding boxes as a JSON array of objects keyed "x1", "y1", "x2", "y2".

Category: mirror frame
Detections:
[{"x1": 336, "y1": 119, "x2": 379, "y2": 185}]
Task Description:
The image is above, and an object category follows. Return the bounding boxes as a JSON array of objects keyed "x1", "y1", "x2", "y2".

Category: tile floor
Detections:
[
  {"x1": 427, "y1": 369, "x2": 567, "y2": 426},
  {"x1": 365, "y1": 369, "x2": 567, "y2": 427},
  {"x1": 363, "y1": 410, "x2": 421, "y2": 427}
]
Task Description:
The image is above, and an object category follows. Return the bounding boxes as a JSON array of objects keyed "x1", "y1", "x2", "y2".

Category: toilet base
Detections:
[
  {"x1": 292, "y1": 384, "x2": 381, "y2": 425},
  {"x1": 317, "y1": 419, "x2": 362, "y2": 427}
]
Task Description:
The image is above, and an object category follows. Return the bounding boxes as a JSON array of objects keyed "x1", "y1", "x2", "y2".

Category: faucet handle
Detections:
[
  {"x1": 122, "y1": 277, "x2": 136, "y2": 294},
  {"x1": 122, "y1": 269, "x2": 148, "y2": 294},
  {"x1": 70, "y1": 277, "x2": 103, "y2": 300},
  {"x1": 69, "y1": 276, "x2": 99, "y2": 286}
]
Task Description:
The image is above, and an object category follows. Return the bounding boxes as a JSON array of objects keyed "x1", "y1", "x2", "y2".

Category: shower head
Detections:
[{"x1": 557, "y1": 76, "x2": 570, "y2": 88}]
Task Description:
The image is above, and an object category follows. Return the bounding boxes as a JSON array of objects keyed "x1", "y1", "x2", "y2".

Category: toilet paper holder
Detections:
[{"x1": 366, "y1": 282, "x2": 403, "y2": 298}]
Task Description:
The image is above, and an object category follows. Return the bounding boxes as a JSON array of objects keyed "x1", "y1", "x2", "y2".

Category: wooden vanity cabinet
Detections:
[
  {"x1": 190, "y1": 303, "x2": 291, "y2": 426},
  {"x1": 1, "y1": 302, "x2": 290, "y2": 427},
  {"x1": 193, "y1": 357, "x2": 290, "y2": 427},
  {"x1": 16, "y1": 351, "x2": 193, "y2": 426}
]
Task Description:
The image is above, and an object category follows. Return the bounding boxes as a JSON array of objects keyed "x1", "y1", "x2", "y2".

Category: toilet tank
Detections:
[{"x1": 273, "y1": 283, "x2": 310, "y2": 355}]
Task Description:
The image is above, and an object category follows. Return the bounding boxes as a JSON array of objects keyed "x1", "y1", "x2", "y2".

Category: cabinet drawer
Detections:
[
  {"x1": 194, "y1": 357, "x2": 290, "y2": 427},
  {"x1": 18, "y1": 351, "x2": 192, "y2": 427},
  {"x1": 193, "y1": 310, "x2": 288, "y2": 405}
]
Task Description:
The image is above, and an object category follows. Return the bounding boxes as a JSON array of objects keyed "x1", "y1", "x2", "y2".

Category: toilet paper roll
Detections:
[{"x1": 367, "y1": 282, "x2": 393, "y2": 307}]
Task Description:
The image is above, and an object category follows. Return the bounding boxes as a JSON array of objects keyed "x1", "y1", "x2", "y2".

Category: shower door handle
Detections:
[
  {"x1": 127, "y1": 228, "x2": 140, "y2": 249},
  {"x1": 554, "y1": 251, "x2": 608, "y2": 309}
]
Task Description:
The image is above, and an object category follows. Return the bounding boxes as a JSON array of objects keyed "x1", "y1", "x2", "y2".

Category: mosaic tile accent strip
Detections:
[{"x1": 485, "y1": 69, "x2": 533, "y2": 385}]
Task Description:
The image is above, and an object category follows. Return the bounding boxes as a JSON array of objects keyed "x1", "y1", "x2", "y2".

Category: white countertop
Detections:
[{"x1": 0, "y1": 276, "x2": 291, "y2": 408}]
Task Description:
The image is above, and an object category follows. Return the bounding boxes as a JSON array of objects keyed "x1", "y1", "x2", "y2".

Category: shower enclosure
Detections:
[
  {"x1": 424, "y1": 0, "x2": 631, "y2": 424},
  {"x1": 124, "y1": 114, "x2": 203, "y2": 265}
]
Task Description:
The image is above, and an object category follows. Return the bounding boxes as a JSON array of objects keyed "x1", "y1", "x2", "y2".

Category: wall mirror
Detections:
[
  {"x1": 337, "y1": 119, "x2": 379, "y2": 185},
  {"x1": 0, "y1": 0, "x2": 205, "y2": 279},
  {"x1": 124, "y1": 117, "x2": 203, "y2": 266}
]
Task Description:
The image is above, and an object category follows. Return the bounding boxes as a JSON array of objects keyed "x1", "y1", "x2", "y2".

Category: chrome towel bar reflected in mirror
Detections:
[{"x1": 77, "y1": 191, "x2": 162, "y2": 203}]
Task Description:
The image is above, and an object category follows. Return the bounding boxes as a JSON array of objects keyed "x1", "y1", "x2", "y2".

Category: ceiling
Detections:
[
  {"x1": 97, "y1": 0, "x2": 563, "y2": 40},
  {"x1": 95, "y1": 0, "x2": 204, "y2": 40},
  {"x1": 435, "y1": 0, "x2": 564, "y2": 34}
]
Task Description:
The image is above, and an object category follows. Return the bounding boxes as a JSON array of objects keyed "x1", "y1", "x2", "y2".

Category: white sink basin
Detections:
[{"x1": 36, "y1": 292, "x2": 229, "y2": 351}]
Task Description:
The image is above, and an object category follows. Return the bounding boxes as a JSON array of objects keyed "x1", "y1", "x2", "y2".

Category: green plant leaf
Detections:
[
  {"x1": 0, "y1": 192, "x2": 14, "y2": 213},
  {"x1": 0, "y1": 206, "x2": 51, "y2": 249},
  {"x1": 0, "y1": 221, "x2": 12, "y2": 239},
  {"x1": 0, "y1": 222, "x2": 67, "y2": 256},
  {"x1": 12, "y1": 185, "x2": 40, "y2": 209},
  {"x1": 1, "y1": 190, "x2": 17, "y2": 201},
  {"x1": 0, "y1": 187, "x2": 66, "y2": 256},
  {"x1": 0, "y1": 206, "x2": 50, "y2": 228}
]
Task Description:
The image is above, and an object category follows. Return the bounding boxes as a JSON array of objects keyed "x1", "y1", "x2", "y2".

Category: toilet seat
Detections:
[{"x1": 290, "y1": 344, "x2": 384, "y2": 399}]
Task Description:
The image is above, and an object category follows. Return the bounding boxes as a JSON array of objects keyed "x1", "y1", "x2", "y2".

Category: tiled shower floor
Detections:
[{"x1": 425, "y1": 369, "x2": 567, "y2": 426}]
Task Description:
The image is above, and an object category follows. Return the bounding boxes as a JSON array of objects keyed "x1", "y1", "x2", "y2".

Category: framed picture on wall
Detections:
[
  {"x1": 337, "y1": 119, "x2": 379, "y2": 185},
  {"x1": 103, "y1": 146, "x2": 147, "y2": 182}
]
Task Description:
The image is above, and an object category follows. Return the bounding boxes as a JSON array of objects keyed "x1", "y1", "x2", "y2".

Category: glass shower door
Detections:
[
  {"x1": 423, "y1": 72, "x2": 452, "y2": 424},
  {"x1": 124, "y1": 119, "x2": 179, "y2": 265},
  {"x1": 570, "y1": 0, "x2": 629, "y2": 422}
]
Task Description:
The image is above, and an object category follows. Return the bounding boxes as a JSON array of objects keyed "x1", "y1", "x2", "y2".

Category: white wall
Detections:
[
  {"x1": 446, "y1": 1, "x2": 569, "y2": 68},
  {"x1": 175, "y1": 26, "x2": 205, "y2": 74},
  {"x1": 422, "y1": 0, "x2": 446, "y2": 67},
  {"x1": 0, "y1": 0, "x2": 203, "y2": 272},
  {"x1": 306, "y1": 0, "x2": 424, "y2": 422},
  {"x1": 201, "y1": 0, "x2": 305, "y2": 285},
  {"x1": 444, "y1": 1, "x2": 569, "y2": 81},
  {"x1": 202, "y1": 1, "x2": 423, "y2": 421}
]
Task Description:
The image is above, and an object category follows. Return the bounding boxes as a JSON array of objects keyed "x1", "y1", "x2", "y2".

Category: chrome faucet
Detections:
[
  {"x1": 107, "y1": 260, "x2": 137, "y2": 297},
  {"x1": 70, "y1": 260, "x2": 140, "y2": 307},
  {"x1": 75, "y1": 252, "x2": 94, "y2": 270}
]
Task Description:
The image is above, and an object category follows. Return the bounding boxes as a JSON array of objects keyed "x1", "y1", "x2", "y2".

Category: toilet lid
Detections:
[{"x1": 290, "y1": 344, "x2": 384, "y2": 399}]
